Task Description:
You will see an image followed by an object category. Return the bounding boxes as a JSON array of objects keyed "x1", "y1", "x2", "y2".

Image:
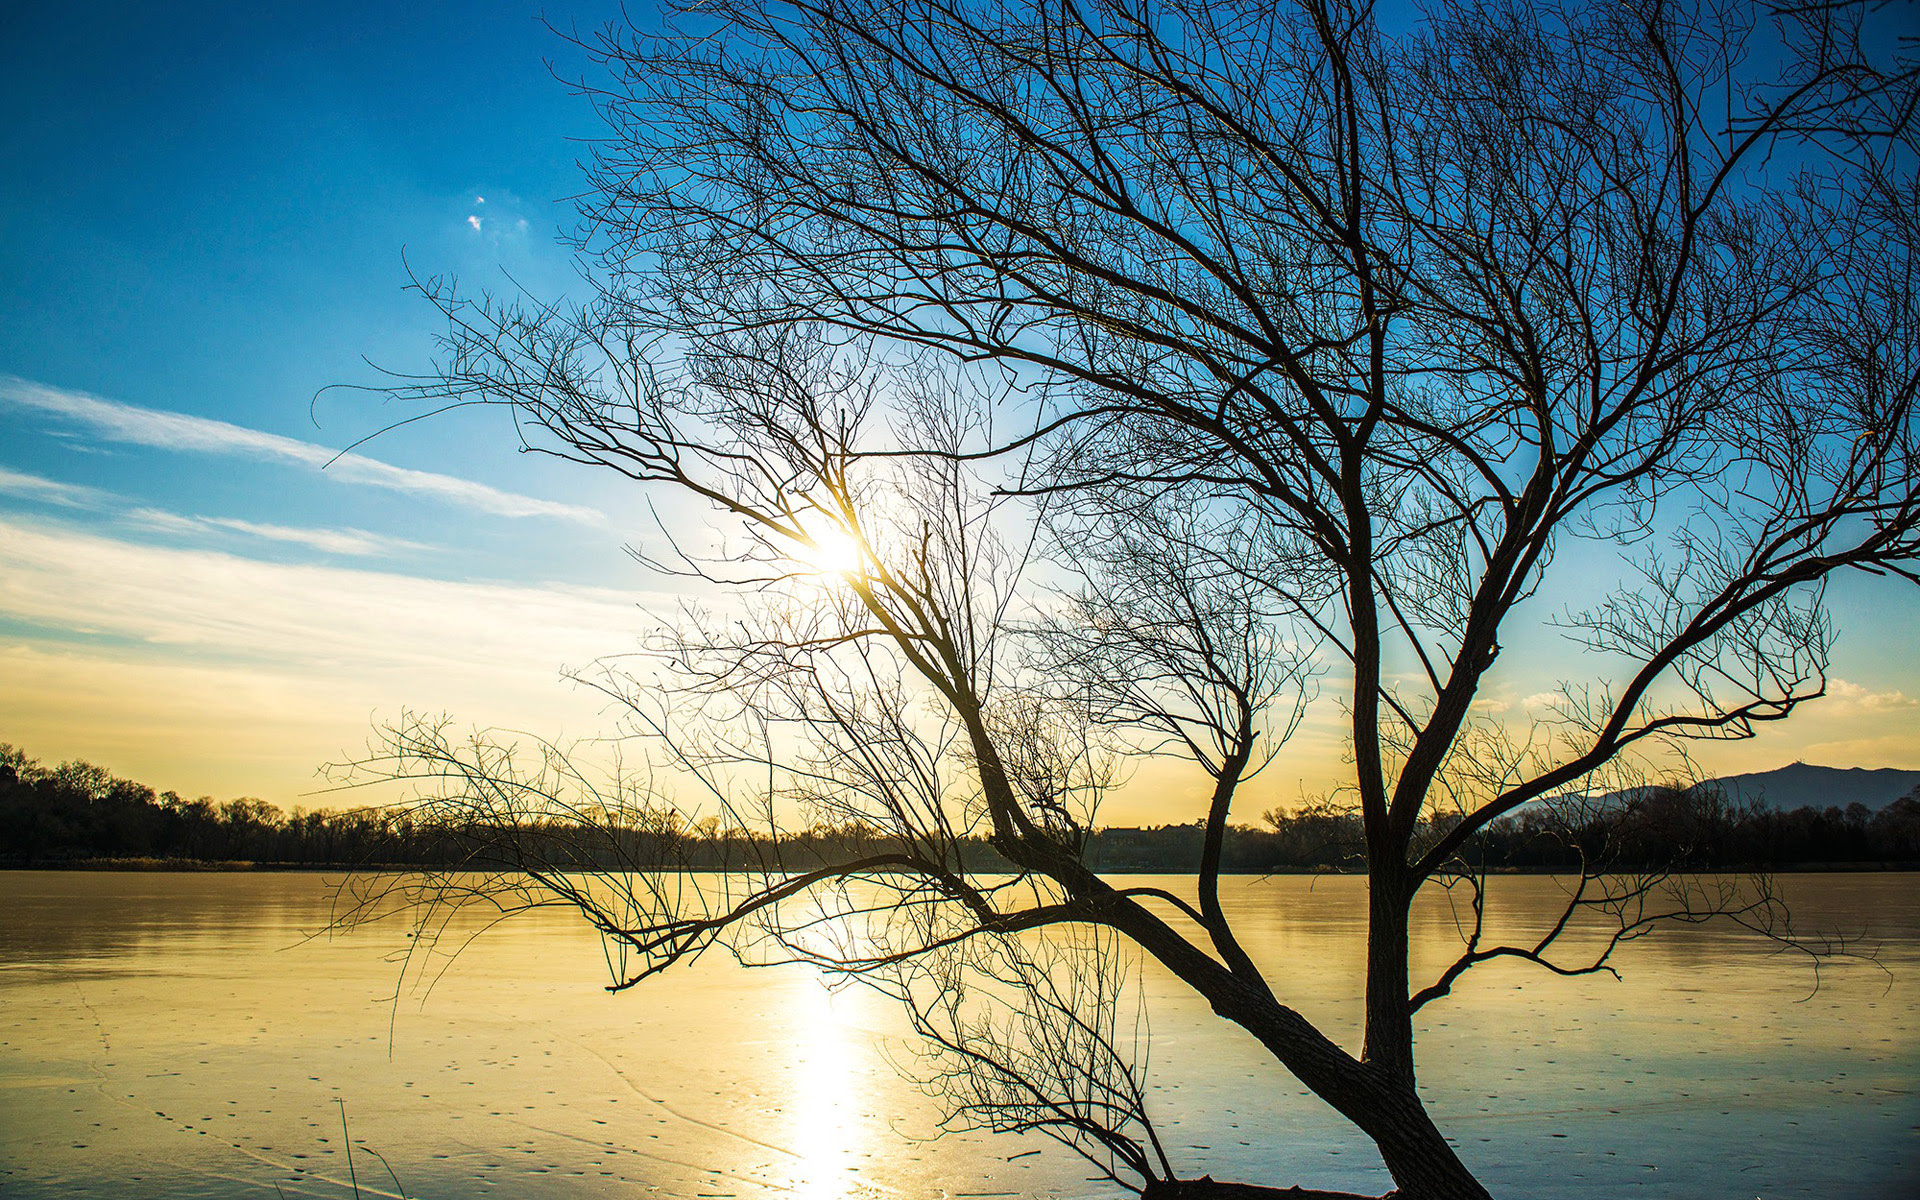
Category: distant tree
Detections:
[
  {"x1": 49, "y1": 760, "x2": 113, "y2": 804},
  {"x1": 1870, "y1": 794, "x2": 1920, "y2": 858},
  {"x1": 0, "y1": 744, "x2": 28, "y2": 785},
  {"x1": 350, "y1": 1, "x2": 1916, "y2": 1196}
]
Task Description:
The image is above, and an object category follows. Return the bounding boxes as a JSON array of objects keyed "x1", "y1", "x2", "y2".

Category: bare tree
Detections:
[{"x1": 346, "y1": 1, "x2": 1918, "y2": 1197}]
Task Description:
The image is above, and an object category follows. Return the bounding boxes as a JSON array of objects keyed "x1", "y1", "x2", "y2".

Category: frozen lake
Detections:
[{"x1": 0, "y1": 871, "x2": 1914, "y2": 1198}]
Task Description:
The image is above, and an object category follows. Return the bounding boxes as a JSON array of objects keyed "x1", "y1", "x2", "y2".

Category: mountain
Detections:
[{"x1": 1703, "y1": 763, "x2": 1920, "y2": 813}]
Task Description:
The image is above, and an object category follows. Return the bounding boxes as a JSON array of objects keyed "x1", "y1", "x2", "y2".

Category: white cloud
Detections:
[
  {"x1": 0, "y1": 513, "x2": 669, "y2": 798},
  {"x1": 467, "y1": 214, "x2": 484, "y2": 232},
  {"x1": 0, "y1": 465, "x2": 113, "y2": 508},
  {"x1": 126, "y1": 508, "x2": 430, "y2": 557},
  {"x1": 0, "y1": 514, "x2": 647, "y2": 680},
  {"x1": 0, "y1": 376, "x2": 605, "y2": 525},
  {"x1": 1826, "y1": 678, "x2": 1919, "y2": 713},
  {"x1": 0, "y1": 465, "x2": 428, "y2": 559}
]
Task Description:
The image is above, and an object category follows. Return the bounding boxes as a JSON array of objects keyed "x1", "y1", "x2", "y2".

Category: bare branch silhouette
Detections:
[{"x1": 337, "y1": 2, "x2": 1917, "y2": 1196}]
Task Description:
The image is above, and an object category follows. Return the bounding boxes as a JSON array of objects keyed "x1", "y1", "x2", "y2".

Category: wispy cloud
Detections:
[
  {"x1": 0, "y1": 515, "x2": 654, "y2": 802},
  {"x1": 0, "y1": 463, "x2": 435, "y2": 559},
  {"x1": 465, "y1": 192, "x2": 532, "y2": 243},
  {"x1": 0, "y1": 513, "x2": 646, "y2": 675},
  {"x1": 126, "y1": 508, "x2": 431, "y2": 558},
  {"x1": 0, "y1": 376, "x2": 605, "y2": 525},
  {"x1": 0, "y1": 465, "x2": 114, "y2": 508}
]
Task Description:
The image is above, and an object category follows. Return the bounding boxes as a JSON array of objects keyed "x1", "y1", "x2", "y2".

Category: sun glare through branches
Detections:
[{"x1": 786, "y1": 523, "x2": 868, "y2": 581}]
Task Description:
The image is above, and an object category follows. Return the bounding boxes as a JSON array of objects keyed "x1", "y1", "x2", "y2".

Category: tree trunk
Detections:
[
  {"x1": 1364, "y1": 870, "x2": 1417, "y2": 1080},
  {"x1": 1084, "y1": 836, "x2": 1492, "y2": 1197},
  {"x1": 1352, "y1": 868, "x2": 1492, "y2": 1199},
  {"x1": 1356, "y1": 1083, "x2": 1491, "y2": 1200}
]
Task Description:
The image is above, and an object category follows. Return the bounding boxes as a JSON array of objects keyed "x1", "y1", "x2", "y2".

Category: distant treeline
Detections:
[
  {"x1": 1097, "y1": 787, "x2": 1920, "y2": 872},
  {"x1": 4, "y1": 743, "x2": 1918, "y2": 871},
  {"x1": 0, "y1": 745, "x2": 445, "y2": 867}
]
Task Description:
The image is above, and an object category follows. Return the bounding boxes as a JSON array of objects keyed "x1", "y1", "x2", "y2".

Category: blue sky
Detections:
[
  {"x1": 1, "y1": 1, "x2": 1915, "y2": 820},
  {"x1": 0, "y1": 0, "x2": 668, "y2": 803},
  {"x1": 0, "y1": 0, "x2": 621, "y2": 551}
]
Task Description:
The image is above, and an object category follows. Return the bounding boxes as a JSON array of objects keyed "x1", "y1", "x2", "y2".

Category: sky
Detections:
[{"x1": 1, "y1": 1, "x2": 1916, "y2": 826}]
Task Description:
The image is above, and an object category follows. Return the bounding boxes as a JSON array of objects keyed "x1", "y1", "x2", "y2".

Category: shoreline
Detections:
[{"x1": 5, "y1": 858, "x2": 1916, "y2": 874}]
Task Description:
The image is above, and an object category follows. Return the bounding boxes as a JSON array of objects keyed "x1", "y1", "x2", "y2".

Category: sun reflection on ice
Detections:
[{"x1": 785, "y1": 975, "x2": 879, "y2": 1200}]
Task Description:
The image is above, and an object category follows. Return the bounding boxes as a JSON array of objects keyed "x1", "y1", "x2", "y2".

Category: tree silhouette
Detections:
[{"x1": 348, "y1": 1, "x2": 1917, "y2": 1196}]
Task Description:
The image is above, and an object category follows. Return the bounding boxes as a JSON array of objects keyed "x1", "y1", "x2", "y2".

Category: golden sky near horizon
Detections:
[{"x1": 3, "y1": 423, "x2": 1915, "y2": 830}]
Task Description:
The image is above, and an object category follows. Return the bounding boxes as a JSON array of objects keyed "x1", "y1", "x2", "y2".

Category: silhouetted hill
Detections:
[{"x1": 1705, "y1": 763, "x2": 1920, "y2": 813}]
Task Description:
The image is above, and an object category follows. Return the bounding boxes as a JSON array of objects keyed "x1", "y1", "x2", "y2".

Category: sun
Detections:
[{"x1": 792, "y1": 524, "x2": 866, "y2": 577}]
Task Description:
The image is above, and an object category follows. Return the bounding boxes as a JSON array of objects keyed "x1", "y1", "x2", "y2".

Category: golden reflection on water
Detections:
[
  {"x1": 786, "y1": 978, "x2": 867, "y2": 1199},
  {"x1": 0, "y1": 871, "x2": 1914, "y2": 1199}
]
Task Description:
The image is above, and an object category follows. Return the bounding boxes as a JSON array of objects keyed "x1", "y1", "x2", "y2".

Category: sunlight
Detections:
[
  {"x1": 786, "y1": 976, "x2": 874, "y2": 1200},
  {"x1": 789, "y1": 523, "x2": 867, "y2": 579}
]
